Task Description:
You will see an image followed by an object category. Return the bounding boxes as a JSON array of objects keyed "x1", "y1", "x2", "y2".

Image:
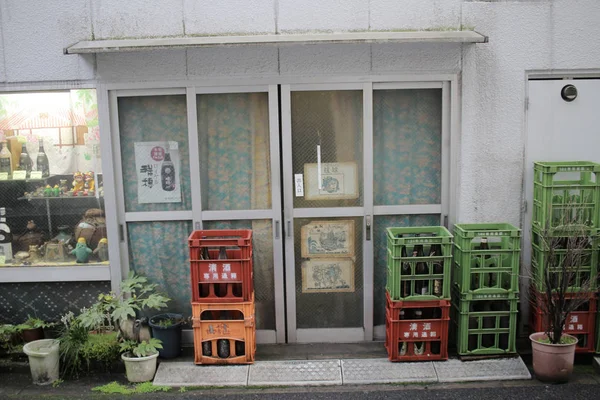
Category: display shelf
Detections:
[
  {"x1": 0, "y1": 263, "x2": 110, "y2": 283},
  {"x1": 17, "y1": 195, "x2": 104, "y2": 201}
]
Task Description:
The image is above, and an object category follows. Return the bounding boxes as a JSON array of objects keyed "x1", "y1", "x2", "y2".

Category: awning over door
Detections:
[{"x1": 65, "y1": 31, "x2": 487, "y2": 54}]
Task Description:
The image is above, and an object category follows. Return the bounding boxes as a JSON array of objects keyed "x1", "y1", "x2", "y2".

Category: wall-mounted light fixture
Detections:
[{"x1": 561, "y1": 84, "x2": 578, "y2": 102}]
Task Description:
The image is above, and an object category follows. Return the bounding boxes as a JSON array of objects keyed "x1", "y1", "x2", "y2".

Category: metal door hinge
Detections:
[{"x1": 119, "y1": 224, "x2": 125, "y2": 242}]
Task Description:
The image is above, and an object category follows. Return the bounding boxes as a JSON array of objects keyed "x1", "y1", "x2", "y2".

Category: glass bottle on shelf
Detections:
[
  {"x1": 0, "y1": 207, "x2": 13, "y2": 262},
  {"x1": 0, "y1": 141, "x2": 12, "y2": 175},
  {"x1": 19, "y1": 142, "x2": 32, "y2": 178},
  {"x1": 160, "y1": 144, "x2": 176, "y2": 191},
  {"x1": 36, "y1": 138, "x2": 50, "y2": 178}
]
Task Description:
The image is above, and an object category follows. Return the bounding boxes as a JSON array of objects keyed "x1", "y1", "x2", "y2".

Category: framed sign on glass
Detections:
[
  {"x1": 301, "y1": 219, "x2": 355, "y2": 259},
  {"x1": 304, "y1": 162, "x2": 359, "y2": 200},
  {"x1": 301, "y1": 258, "x2": 354, "y2": 293}
]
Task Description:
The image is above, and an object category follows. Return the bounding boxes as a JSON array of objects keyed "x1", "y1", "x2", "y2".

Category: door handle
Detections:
[
  {"x1": 287, "y1": 220, "x2": 291, "y2": 238},
  {"x1": 366, "y1": 215, "x2": 371, "y2": 241},
  {"x1": 275, "y1": 220, "x2": 280, "y2": 239}
]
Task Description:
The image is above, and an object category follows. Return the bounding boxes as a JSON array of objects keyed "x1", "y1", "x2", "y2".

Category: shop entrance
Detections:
[{"x1": 107, "y1": 81, "x2": 449, "y2": 344}]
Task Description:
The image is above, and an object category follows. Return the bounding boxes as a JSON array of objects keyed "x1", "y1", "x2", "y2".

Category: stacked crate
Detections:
[
  {"x1": 385, "y1": 227, "x2": 452, "y2": 361},
  {"x1": 188, "y1": 230, "x2": 256, "y2": 364},
  {"x1": 530, "y1": 161, "x2": 600, "y2": 354},
  {"x1": 452, "y1": 223, "x2": 521, "y2": 357}
]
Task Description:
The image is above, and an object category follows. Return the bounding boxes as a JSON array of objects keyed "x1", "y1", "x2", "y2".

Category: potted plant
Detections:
[
  {"x1": 148, "y1": 313, "x2": 184, "y2": 359},
  {"x1": 18, "y1": 316, "x2": 53, "y2": 343},
  {"x1": 529, "y1": 216, "x2": 598, "y2": 382},
  {"x1": 120, "y1": 337, "x2": 162, "y2": 383}
]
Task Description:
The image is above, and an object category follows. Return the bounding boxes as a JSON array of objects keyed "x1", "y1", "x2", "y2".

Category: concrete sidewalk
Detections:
[{"x1": 153, "y1": 356, "x2": 531, "y2": 387}]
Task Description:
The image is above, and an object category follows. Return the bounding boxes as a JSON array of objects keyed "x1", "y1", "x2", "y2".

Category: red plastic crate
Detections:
[
  {"x1": 188, "y1": 229, "x2": 252, "y2": 260},
  {"x1": 189, "y1": 230, "x2": 254, "y2": 303},
  {"x1": 191, "y1": 295, "x2": 256, "y2": 365},
  {"x1": 385, "y1": 291, "x2": 450, "y2": 361},
  {"x1": 529, "y1": 288, "x2": 597, "y2": 353},
  {"x1": 190, "y1": 248, "x2": 253, "y2": 303}
]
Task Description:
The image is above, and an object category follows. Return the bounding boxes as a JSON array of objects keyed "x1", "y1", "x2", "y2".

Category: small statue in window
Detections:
[
  {"x1": 72, "y1": 171, "x2": 84, "y2": 194},
  {"x1": 71, "y1": 237, "x2": 92, "y2": 263}
]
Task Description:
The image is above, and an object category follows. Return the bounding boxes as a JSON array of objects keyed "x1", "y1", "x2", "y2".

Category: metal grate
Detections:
[
  {"x1": 294, "y1": 217, "x2": 364, "y2": 329},
  {"x1": 291, "y1": 90, "x2": 363, "y2": 209}
]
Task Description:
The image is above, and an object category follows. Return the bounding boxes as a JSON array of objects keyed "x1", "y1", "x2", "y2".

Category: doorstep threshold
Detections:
[{"x1": 153, "y1": 356, "x2": 531, "y2": 387}]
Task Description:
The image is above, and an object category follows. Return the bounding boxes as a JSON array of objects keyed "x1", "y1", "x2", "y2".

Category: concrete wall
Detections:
[{"x1": 0, "y1": 0, "x2": 599, "y2": 227}]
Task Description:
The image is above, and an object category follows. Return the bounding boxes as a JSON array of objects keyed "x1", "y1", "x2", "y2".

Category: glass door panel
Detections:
[
  {"x1": 118, "y1": 95, "x2": 191, "y2": 212},
  {"x1": 196, "y1": 92, "x2": 272, "y2": 211},
  {"x1": 285, "y1": 87, "x2": 365, "y2": 342},
  {"x1": 291, "y1": 90, "x2": 363, "y2": 208},
  {"x1": 373, "y1": 89, "x2": 442, "y2": 206}
]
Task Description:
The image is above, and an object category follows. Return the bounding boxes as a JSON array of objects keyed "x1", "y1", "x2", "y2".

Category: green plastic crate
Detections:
[
  {"x1": 386, "y1": 226, "x2": 453, "y2": 301},
  {"x1": 531, "y1": 228, "x2": 599, "y2": 292},
  {"x1": 453, "y1": 223, "x2": 521, "y2": 299},
  {"x1": 533, "y1": 161, "x2": 600, "y2": 231},
  {"x1": 452, "y1": 288, "x2": 519, "y2": 356}
]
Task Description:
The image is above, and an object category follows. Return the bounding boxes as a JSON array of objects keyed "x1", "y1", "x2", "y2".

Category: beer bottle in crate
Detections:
[
  {"x1": 430, "y1": 306, "x2": 441, "y2": 354},
  {"x1": 217, "y1": 339, "x2": 230, "y2": 358},
  {"x1": 399, "y1": 310, "x2": 407, "y2": 356},
  {"x1": 401, "y1": 245, "x2": 410, "y2": 297}
]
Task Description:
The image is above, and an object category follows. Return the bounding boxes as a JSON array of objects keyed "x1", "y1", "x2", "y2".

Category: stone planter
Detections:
[
  {"x1": 121, "y1": 352, "x2": 159, "y2": 383},
  {"x1": 23, "y1": 339, "x2": 60, "y2": 385}
]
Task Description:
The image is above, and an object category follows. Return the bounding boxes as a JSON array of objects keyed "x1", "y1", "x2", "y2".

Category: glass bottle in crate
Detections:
[
  {"x1": 415, "y1": 245, "x2": 429, "y2": 295},
  {"x1": 401, "y1": 245, "x2": 411, "y2": 297},
  {"x1": 430, "y1": 243, "x2": 443, "y2": 296},
  {"x1": 398, "y1": 310, "x2": 407, "y2": 356},
  {"x1": 413, "y1": 309, "x2": 425, "y2": 355},
  {"x1": 217, "y1": 339, "x2": 230, "y2": 358}
]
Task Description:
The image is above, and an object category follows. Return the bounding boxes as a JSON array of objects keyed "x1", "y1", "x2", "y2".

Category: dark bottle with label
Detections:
[
  {"x1": 479, "y1": 238, "x2": 497, "y2": 288},
  {"x1": 160, "y1": 147, "x2": 176, "y2": 191},
  {"x1": 218, "y1": 247, "x2": 228, "y2": 260},
  {"x1": 0, "y1": 141, "x2": 12, "y2": 174},
  {"x1": 36, "y1": 139, "x2": 50, "y2": 177},
  {"x1": 217, "y1": 339, "x2": 230, "y2": 358},
  {"x1": 19, "y1": 143, "x2": 32, "y2": 177},
  {"x1": 201, "y1": 246, "x2": 211, "y2": 260}
]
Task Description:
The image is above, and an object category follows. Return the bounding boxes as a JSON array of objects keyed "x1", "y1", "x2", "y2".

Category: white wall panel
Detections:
[{"x1": 184, "y1": 0, "x2": 276, "y2": 35}]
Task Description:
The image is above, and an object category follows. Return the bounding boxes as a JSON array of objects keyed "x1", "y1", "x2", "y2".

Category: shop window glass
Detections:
[{"x1": 0, "y1": 89, "x2": 107, "y2": 267}]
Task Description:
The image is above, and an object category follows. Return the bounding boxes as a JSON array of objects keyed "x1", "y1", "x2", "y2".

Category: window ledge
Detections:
[{"x1": 0, "y1": 264, "x2": 110, "y2": 283}]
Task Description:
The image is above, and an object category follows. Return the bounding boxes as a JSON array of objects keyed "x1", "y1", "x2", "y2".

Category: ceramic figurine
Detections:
[
  {"x1": 28, "y1": 245, "x2": 41, "y2": 262},
  {"x1": 52, "y1": 185, "x2": 60, "y2": 197},
  {"x1": 43, "y1": 185, "x2": 53, "y2": 197},
  {"x1": 93, "y1": 238, "x2": 109, "y2": 262},
  {"x1": 84, "y1": 171, "x2": 95, "y2": 193},
  {"x1": 14, "y1": 220, "x2": 45, "y2": 252},
  {"x1": 72, "y1": 171, "x2": 84, "y2": 194},
  {"x1": 70, "y1": 237, "x2": 92, "y2": 263},
  {"x1": 59, "y1": 179, "x2": 69, "y2": 195}
]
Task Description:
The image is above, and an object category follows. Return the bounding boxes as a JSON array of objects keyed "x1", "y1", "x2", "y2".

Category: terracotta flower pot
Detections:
[
  {"x1": 530, "y1": 332, "x2": 578, "y2": 383},
  {"x1": 22, "y1": 327, "x2": 44, "y2": 343}
]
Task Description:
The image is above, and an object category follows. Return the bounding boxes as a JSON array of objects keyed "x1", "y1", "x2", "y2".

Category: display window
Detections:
[{"x1": 0, "y1": 89, "x2": 107, "y2": 267}]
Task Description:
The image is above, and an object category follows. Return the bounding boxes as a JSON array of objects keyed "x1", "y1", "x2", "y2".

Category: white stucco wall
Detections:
[{"x1": 0, "y1": 0, "x2": 599, "y2": 229}]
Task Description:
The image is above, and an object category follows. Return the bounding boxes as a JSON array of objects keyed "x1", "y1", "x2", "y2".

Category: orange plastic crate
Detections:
[
  {"x1": 385, "y1": 291, "x2": 450, "y2": 362},
  {"x1": 191, "y1": 296, "x2": 256, "y2": 365},
  {"x1": 529, "y1": 288, "x2": 597, "y2": 353}
]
